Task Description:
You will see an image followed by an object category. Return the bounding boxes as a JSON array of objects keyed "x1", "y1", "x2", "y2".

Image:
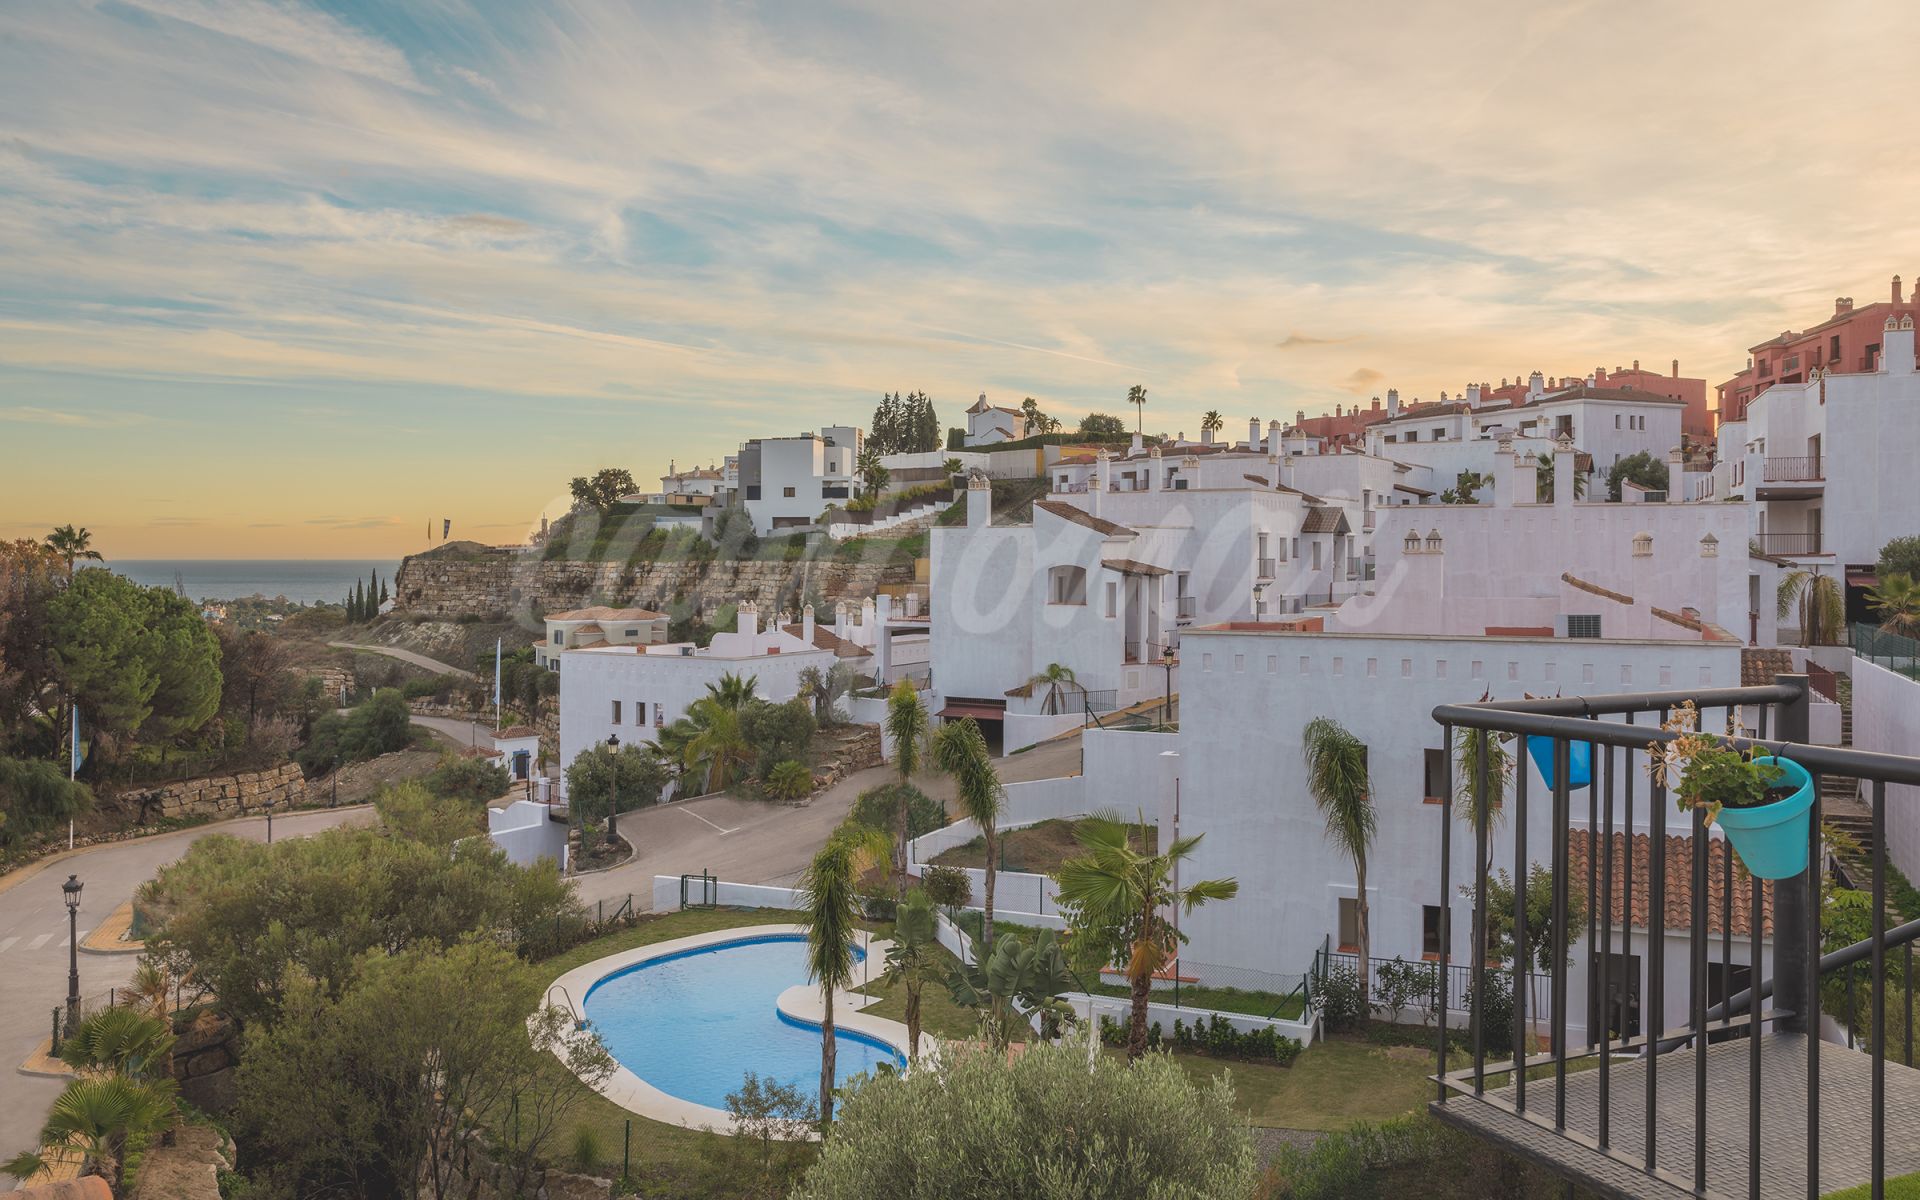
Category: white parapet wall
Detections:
[
  {"x1": 1851, "y1": 658, "x2": 1920, "y2": 884},
  {"x1": 651, "y1": 874, "x2": 805, "y2": 913},
  {"x1": 1068, "y1": 991, "x2": 1319, "y2": 1048}
]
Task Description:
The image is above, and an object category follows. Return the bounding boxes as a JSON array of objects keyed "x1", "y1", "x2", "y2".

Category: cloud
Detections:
[
  {"x1": 113, "y1": 0, "x2": 427, "y2": 92},
  {"x1": 1339, "y1": 368, "x2": 1385, "y2": 394},
  {"x1": 1276, "y1": 333, "x2": 1347, "y2": 350},
  {"x1": 302, "y1": 516, "x2": 403, "y2": 530},
  {"x1": 0, "y1": 405, "x2": 154, "y2": 428}
]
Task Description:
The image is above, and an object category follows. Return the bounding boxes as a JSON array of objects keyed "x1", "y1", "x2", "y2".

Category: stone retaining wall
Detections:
[
  {"x1": 123, "y1": 762, "x2": 306, "y2": 823},
  {"x1": 170, "y1": 1011, "x2": 240, "y2": 1113},
  {"x1": 396, "y1": 547, "x2": 914, "y2": 621}
]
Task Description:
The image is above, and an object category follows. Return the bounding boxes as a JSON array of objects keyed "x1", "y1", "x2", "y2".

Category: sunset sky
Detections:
[{"x1": 1, "y1": 0, "x2": 1912, "y2": 558}]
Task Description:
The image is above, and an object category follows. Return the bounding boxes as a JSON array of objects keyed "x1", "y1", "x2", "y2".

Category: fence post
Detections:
[
  {"x1": 1773, "y1": 674, "x2": 1812, "y2": 1033},
  {"x1": 51, "y1": 1007, "x2": 60, "y2": 1056},
  {"x1": 623, "y1": 1119, "x2": 631, "y2": 1181}
]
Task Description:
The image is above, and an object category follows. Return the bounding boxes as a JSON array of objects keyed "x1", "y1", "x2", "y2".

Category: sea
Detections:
[{"x1": 110, "y1": 560, "x2": 402, "y2": 606}]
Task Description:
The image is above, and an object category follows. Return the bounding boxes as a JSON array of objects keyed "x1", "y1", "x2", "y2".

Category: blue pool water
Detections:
[{"x1": 582, "y1": 934, "x2": 905, "y2": 1110}]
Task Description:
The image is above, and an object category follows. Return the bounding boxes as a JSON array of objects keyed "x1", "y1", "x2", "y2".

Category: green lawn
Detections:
[
  {"x1": 1156, "y1": 1035, "x2": 1436, "y2": 1131},
  {"x1": 1825, "y1": 1172, "x2": 1920, "y2": 1200},
  {"x1": 848, "y1": 925, "x2": 977, "y2": 1041},
  {"x1": 1081, "y1": 978, "x2": 1307, "y2": 1020}
]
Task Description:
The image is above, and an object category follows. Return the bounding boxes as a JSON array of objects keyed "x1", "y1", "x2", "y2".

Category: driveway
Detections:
[
  {"x1": 328, "y1": 641, "x2": 475, "y2": 680},
  {"x1": 571, "y1": 732, "x2": 1084, "y2": 910},
  {"x1": 0, "y1": 806, "x2": 376, "y2": 1167}
]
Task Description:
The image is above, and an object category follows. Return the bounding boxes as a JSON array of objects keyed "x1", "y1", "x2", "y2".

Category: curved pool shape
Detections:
[{"x1": 582, "y1": 934, "x2": 905, "y2": 1110}]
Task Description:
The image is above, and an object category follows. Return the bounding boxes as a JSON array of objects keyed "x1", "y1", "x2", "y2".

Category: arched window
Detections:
[{"x1": 1047, "y1": 565, "x2": 1088, "y2": 605}]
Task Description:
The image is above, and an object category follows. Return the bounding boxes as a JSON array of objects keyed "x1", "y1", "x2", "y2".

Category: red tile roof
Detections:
[
  {"x1": 1034, "y1": 499, "x2": 1134, "y2": 537},
  {"x1": 1569, "y1": 830, "x2": 1773, "y2": 936},
  {"x1": 1561, "y1": 573, "x2": 1634, "y2": 605},
  {"x1": 780, "y1": 624, "x2": 872, "y2": 659}
]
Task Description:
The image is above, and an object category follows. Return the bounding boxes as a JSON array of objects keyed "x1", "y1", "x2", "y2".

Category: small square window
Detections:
[
  {"x1": 1233, "y1": 654, "x2": 1245, "y2": 672},
  {"x1": 611, "y1": 700, "x2": 622, "y2": 724},
  {"x1": 1435, "y1": 659, "x2": 1448, "y2": 679},
  {"x1": 1366, "y1": 657, "x2": 1378, "y2": 677},
  {"x1": 1338, "y1": 897, "x2": 1361, "y2": 952},
  {"x1": 1423, "y1": 747, "x2": 1447, "y2": 803},
  {"x1": 783, "y1": 486, "x2": 796, "y2": 498},
  {"x1": 1202, "y1": 653, "x2": 1213, "y2": 671},
  {"x1": 1266, "y1": 655, "x2": 1278, "y2": 673},
  {"x1": 1423, "y1": 905, "x2": 1445, "y2": 957}
]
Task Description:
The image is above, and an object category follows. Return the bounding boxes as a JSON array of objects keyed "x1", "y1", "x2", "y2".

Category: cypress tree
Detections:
[{"x1": 379, "y1": 576, "x2": 389, "y2": 605}]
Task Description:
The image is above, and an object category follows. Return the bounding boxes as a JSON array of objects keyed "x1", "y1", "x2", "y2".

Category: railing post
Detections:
[{"x1": 1773, "y1": 674, "x2": 1812, "y2": 1033}]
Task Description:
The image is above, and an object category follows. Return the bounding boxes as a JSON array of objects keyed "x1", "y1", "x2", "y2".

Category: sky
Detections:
[{"x1": 0, "y1": 0, "x2": 1914, "y2": 559}]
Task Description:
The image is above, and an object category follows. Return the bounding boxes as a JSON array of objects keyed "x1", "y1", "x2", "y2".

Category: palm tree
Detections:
[
  {"x1": 884, "y1": 680, "x2": 929, "y2": 896},
  {"x1": 56, "y1": 1008, "x2": 175, "y2": 1081},
  {"x1": 946, "y1": 927, "x2": 1079, "y2": 1049},
  {"x1": 126, "y1": 960, "x2": 176, "y2": 1022},
  {"x1": 1127, "y1": 385, "x2": 1148, "y2": 434},
  {"x1": 682, "y1": 698, "x2": 753, "y2": 792},
  {"x1": 856, "y1": 447, "x2": 890, "y2": 498},
  {"x1": 4, "y1": 1075, "x2": 176, "y2": 1190},
  {"x1": 1054, "y1": 814, "x2": 1238, "y2": 1060},
  {"x1": 1777, "y1": 568, "x2": 1845, "y2": 647},
  {"x1": 933, "y1": 718, "x2": 1003, "y2": 950},
  {"x1": 880, "y1": 888, "x2": 943, "y2": 1064},
  {"x1": 1200, "y1": 410, "x2": 1223, "y2": 437},
  {"x1": 44, "y1": 525, "x2": 103, "y2": 573},
  {"x1": 765, "y1": 760, "x2": 813, "y2": 801},
  {"x1": 1023, "y1": 662, "x2": 1081, "y2": 716},
  {"x1": 706, "y1": 672, "x2": 758, "y2": 710},
  {"x1": 1452, "y1": 726, "x2": 1511, "y2": 871},
  {"x1": 1533, "y1": 453, "x2": 1587, "y2": 502},
  {"x1": 798, "y1": 823, "x2": 877, "y2": 1125},
  {"x1": 1302, "y1": 717, "x2": 1376, "y2": 989},
  {"x1": 1866, "y1": 572, "x2": 1920, "y2": 638}
]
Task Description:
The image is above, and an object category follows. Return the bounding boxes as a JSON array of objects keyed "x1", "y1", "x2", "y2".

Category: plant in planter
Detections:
[{"x1": 1648, "y1": 701, "x2": 1813, "y2": 879}]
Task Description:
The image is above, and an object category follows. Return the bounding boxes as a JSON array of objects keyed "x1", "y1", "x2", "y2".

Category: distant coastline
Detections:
[{"x1": 110, "y1": 559, "x2": 402, "y2": 606}]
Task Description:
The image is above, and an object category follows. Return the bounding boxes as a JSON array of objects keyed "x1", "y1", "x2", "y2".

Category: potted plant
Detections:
[{"x1": 1649, "y1": 702, "x2": 1812, "y2": 879}]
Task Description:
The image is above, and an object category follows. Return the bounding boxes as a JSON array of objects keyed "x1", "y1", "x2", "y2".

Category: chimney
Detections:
[
  {"x1": 1335, "y1": 404, "x2": 1343, "y2": 418},
  {"x1": 1296, "y1": 408, "x2": 1306, "y2": 428},
  {"x1": 1667, "y1": 447, "x2": 1687, "y2": 503},
  {"x1": 1387, "y1": 388, "x2": 1401, "y2": 416},
  {"x1": 1370, "y1": 397, "x2": 1381, "y2": 412},
  {"x1": 1896, "y1": 275, "x2": 1906, "y2": 305},
  {"x1": 1249, "y1": 416, "x2": 1260, "y2": 447},
  {"x1": 1837, "y1": 297, "x2": 1854, "y2": 315},
  {"x1": 1130, "y1": 431, "x2": 1143, "y2": 455},
  {"x1": 1493, "y1": 435, "x2": 1516, "y2": 508},
  {"x1": 1093, "y1": 450, "x2": 1112, "y2": 516},
  {"x1": 1465, "y1": 383, "x2": 1482, "y2": 407},
  {"x1": 1513, "y1": 449, "x2": 1538, "y2": 505},
  {"x1": 738, "y1": 601, "x2": 759, "y2": 637},
  {"x1": 905, "y1": 591, "x2": 919, "y2": 616},
  {"x1": 1884, "y1": 314, "x2": 1916, "y2": 376},
  {"x1": 1632, "y1": 359, "x2": 1640, "y2": 371},
  {"x1": 861, "y1": 595, "x2": 876, "y2": 632},
  {"x1": 801, "y1": 603, "x2": 816, "y2": 643},
  {"x1": 1528, "y1": 370, "x2": 1546, "y2": 400},
  {"x1": 1268, "y1": 420, "x2": 1282, "y2": 453},
  {"x1": 834, "y1": 601, "x2": 849, "y2": 642},
  {"x1": 966, "y1": 471, "x2": 992, "y2": 528},
  {"x1": 1671, "y1": 358, "x2": 1679, "y2": 379},
  {"x1": 1553, "y1": 434, "x2": 1576, "y2": 510},
  {"x1": 1147, "y1": 446, "x2": 1163, "y2": 491},
  {"x1": 1200, "y1": 424, "x2": 1214, "y2": 445},
  {"x1": 1440, "y1": 390, "x2": 1450, "y2": 404}
]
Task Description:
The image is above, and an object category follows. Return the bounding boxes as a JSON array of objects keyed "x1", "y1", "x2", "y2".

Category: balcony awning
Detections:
[
  {"x1": 1101, "y1": 557, "x2": 1170, "y2": 577},
  {"x1": 1847, "y1": 570, "x2": 1879, "y2": 588},
  {"x1": 938, "y1": 702, "x2": 1006, "y2": 721}
]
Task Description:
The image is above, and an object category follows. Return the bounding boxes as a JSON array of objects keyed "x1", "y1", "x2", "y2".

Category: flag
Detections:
[{"x1": 443, "y1": 518, "x2": 451, "y2": 539}]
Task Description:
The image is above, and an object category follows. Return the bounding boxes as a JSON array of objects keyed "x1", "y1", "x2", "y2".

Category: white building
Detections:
[
  {"x1": 534, "y1": 606, "x2": 671, "y2": 672},
  {"x1": 733, "y1": 428, "x2": 863, "y2": 534},
  {"x1": 555, "y1": 601, "x2": 871, "y2": 784},
  {"x1": 963, "y1": 394, "x2": 1024, "y2": 446},
  {"x1": 1693, "y1": 314, "x2": 1920, "y2": 642}
]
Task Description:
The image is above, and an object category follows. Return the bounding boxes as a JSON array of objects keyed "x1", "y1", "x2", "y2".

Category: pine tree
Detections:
[
  {"x1": 379, "y1": 576, "x2": 389, "y2": 606},
  {"x1": 369, "y1": 569, "x2": 380, "y2": 616}
]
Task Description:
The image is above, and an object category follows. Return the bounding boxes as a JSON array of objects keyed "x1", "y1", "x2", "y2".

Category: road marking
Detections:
[
  {"x1": 677, "y1": 807, "x2": 739, "y2": 836},
  {"x1": 29, "y1": 933, "x2": 53, "y2": 950},
  {"x1": 0, "y1": 937, "x2": 16, "y2": 954}
]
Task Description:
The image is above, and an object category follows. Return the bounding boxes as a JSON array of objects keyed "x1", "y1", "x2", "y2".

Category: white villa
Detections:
[
  {"x1": 963, "y1": 394, "x2": 1024, "y2": 446},
  {"x1": 534, "y1": 606, "x2": 671, "y2": 672},
  {"x1": 729, "y1": 427, "x2": 864, "y2": 534}
]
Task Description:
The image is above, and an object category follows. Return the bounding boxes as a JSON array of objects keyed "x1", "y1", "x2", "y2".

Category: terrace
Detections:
[{"x1": 1427, "y1": 675, "x2": 1920, "y2": 1199}]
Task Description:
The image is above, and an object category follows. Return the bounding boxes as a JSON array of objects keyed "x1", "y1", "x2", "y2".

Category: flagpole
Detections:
[
  {"x1": 494, "y1": 638, "x2": 503, "y2": 732},
  {"x1": 69, "y1": 705, "x2": 78, "y2": 849}
]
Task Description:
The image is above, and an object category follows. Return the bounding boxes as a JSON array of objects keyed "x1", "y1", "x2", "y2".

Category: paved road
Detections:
[
  {"x1": 0, "y1": 806, "x2": 376, "y2": 1166},
  {"x1": 328, "y1": 641, "x2": 476, "y2": 680},
  {"x1": 571, "y1": 734, "x2": 1084, "y2": 910}
]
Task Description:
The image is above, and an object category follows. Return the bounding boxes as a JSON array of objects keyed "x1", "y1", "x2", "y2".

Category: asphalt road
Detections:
[{"x1": 0, "y1": 806, "x2": 376, "y2": 1167}]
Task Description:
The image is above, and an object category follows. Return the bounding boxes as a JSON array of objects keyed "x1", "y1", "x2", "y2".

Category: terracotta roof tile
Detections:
[
  {"x1": 1569, "y1": 830, "x2": 1773, "y2": 936},
  {"x1": 780, "y1": 623, "x2": 873, "y2": 659},
  {"x1": 1301, "y1": 505, "x2": 1349, "y2": 534},
  {"x1": 1742, "y1": 647, "x2": 1794, "y2": 687},
  {"x1": 1034, "y1": 499, "x2": 1135, "y2": 537},
  {"x1": 1561, "y1": 572, "x2": 1634, "y2": 605}
]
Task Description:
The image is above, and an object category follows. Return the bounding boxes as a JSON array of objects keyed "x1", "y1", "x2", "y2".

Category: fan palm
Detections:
[
  {"x1": 798, "y1": 822, "x2": 884, "y2": 1124},
  {"x1": 1302, "y1": 717, "x2": 1376, "y2": 988},
  {"x1": 5, "y1": 1075, "x2": 176, "y2": 1189},
  {"x1": 705, "y1": 672, "x2": 758, "y2": 710},
  {"x1": 43, "y1": 525, "x2": 103, "y2": 573},
  {"x1": 1023, "y1": 662, "x2": 1081, "y2": 716},
  {"x1": 1533, "y1": 453, "x2": 1587, "y2": 502},
  {"x1": 682, "y1": 699, "x2": 753, "y2": 792},
  {"x1": 1054, "y1": 814, "x2": 1238, "y2": 1060},
  {"x1": 127, "y1": 959, "x2": 176, "y2": 1021},
  {"x1": 1866, "y1": 572, "x2": 1920, "y2": 638},
  {"x1": 880, "y1": 888, "x2": 943, "y2": 1064},
  {"x1": 884, "y1": 680, "x2": 929, "y2": 895},
  {"x1": 933, "y1": 718, "x2": 1003, "y2": 950},
  {"x1": 1777, "y1": 568, "x2": 1845, "y2": 646},
  {"x1": 765, "y1": 760, "x2": 814, "y2": 801},
  {"x1": 56, "y1": 1007, "x2": 175, "y2": 1081}
]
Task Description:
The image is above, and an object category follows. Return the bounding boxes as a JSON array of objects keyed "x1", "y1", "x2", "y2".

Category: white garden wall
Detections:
[{"x1": 1850, "y1": 658, "x2": 1920, "y2": 884}]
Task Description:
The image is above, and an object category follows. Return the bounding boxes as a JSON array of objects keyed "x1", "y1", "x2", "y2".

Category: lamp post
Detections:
[
  {"x1": 62, "y1": 874, "x2": 82, "y2": 1029},
  {"x1": 264, "y1": 797, "x2": 276, "y2": 844},
  {"x1": 1160, "y1": 643, "x2": 1177, "y2": 728},
  {"x1": 605, "y1": 733, "x2": 620, "y2": 845}
]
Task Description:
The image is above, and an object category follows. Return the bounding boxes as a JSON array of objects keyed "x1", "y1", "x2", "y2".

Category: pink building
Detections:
[{"x1": 1717, "y1": 274, "x2": 1920, "y2": 425}]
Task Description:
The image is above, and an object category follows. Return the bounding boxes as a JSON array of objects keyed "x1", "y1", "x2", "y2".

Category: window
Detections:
[
  {"x1": 1567, "y1": 614, "x2": 1602, "y2": 639},
  {"x1": 1423, "y1": 905, "x2": 1444, "y2": 958},
  {"x1": 611, "y1": 700, "x2": 622, "y2": 724},
  {"x1": 1311, "y1": 541, "x2": 1323, "y2": 570},
  {"x1": 1104, "y1": 580, "x2": 1118, "y2": 618},
  {"x1": 1338, "y1": 898, "x2": 1361, "y2": 952},
  {"x1": 624, "y1": 628, "x2": 639, "y2": 637},
  {"x1": 554, "y1": 631, "x2": 565, "y2": 646},
  {"x1": 1404, "y1": 430, "x2": 1418, "y2": 443},
  {"x1": 782, "y1": 486, "x2": 796, "y2": 498},
  {"x1": 1423, "y1": 748, "x2": 1447, "y2": 803},
  {"x1": 1047, "y1": 565, "x2": 1088, "y2": 605},
  {"x1": 1615, "y1": 414, "x2": 1622, "y2": 429}
]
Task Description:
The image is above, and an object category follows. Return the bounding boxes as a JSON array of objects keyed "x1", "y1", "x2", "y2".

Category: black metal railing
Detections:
[
  {"x1": 1428, "y1": 676, "x2": 1920, "y2": 1200},
  {"x1": 1753, "y1": 531, "x2": 1825, "y2": 556}
]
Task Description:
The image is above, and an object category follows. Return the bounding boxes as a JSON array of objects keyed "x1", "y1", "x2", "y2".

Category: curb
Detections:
[{"x1": 79, "y1": 900, "x2": 144, "y2": 956}]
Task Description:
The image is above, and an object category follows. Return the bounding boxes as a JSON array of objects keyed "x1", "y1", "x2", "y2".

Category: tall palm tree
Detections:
[
  {"x1": 933, "y1": 718, "x2": 1003, "y2": 950},
  {"x1": 1302, "y1": 717, "x2": 1376, "y2": 988},
  {"x1": 1127, "y1": 385, "x2": 1148, "y2": 434},
  {"x1": 1054, "y1": 814, "x2": 1238, "y2": 1060},
  {"x1": 1200, "y1": 410, "x2": 1223, "y2": 436},
  {"x1": 682, "y1": 698, "x2": 752, "y2": 792},
  {"x1": 880, "y1": 888, "x2": 942, "y2": 1064},
  {"x1": 1023, "y1": 662, "x2": 1080, "y2": 716},
  {"x1": 884, "y1": 680, "x2": 928, "y2": 895},
  {"x1": 1777, "y1": 568, "x2": 1845, "y2": 647},
  {"x1": 1866, "y1": 572, "x2": 1920, "y2": 638},
  {"x1": 1452, "y1": 726, "x2": 1512, "y2": 871},
  {"x1": 44, "y1": 525, "x2": 103, "y2": 573},
  {"x1": 798, "y1": 823, "x2": 874, "y2": 1125}
]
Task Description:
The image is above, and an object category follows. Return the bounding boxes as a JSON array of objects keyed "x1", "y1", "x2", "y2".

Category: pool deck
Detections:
[{"x1": 544, "y1": 923, "x2": 931, "y2": 1136}]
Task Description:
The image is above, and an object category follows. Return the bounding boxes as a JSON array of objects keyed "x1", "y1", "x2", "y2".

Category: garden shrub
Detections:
[{"x1": 1315, "y1": 964, "x2": 1369, "y2": 1033}]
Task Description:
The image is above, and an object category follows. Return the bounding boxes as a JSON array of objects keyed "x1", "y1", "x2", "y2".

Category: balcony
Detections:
[
  {"x1": 1753, "y1": 532, "x2": 1826, "y2": 557},
  {"x1": 1257, "y1": 557, "x2": 1277, "y2": 580},
  {"x1": 1758, "y1": 456, "x2": 1825, "y2": 500},
  {"x1": 1427, "y1": 679, "x2": 1920, "y2": 1200},
  {"x1": 1176, "y1": 596, "x2": 1196, "y2": 620}
]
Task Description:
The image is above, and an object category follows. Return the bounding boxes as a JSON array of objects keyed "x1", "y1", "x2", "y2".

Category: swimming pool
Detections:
[{"x1": 581, "y1": 933, "x2": 907, "y2": 1111}]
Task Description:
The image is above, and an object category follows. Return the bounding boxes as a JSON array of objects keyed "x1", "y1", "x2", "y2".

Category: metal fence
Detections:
[{"x1": 1854, "y1": 622, "x2": 1920, "y2": 679}]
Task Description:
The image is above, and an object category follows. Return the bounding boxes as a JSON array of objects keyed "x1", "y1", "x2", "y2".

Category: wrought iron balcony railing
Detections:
[
  {"x1": 1427, "y1": 677, "x2": 1920, "y2": 1200},
  {"x1": 1763, "y1": 456, "x2": 1824, "y2": 483},
  {"x1": 1753, "y1": 532, "x2": 1825, "y2": 556}
]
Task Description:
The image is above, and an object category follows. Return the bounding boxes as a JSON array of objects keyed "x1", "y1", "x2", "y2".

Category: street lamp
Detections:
[
  {"x1": 264, "y1": 797, "x2": 276, "y2": 844},
  {"x1": 62, "y1": 874, "x2": 82, "y2": 1028},
  {"x1": 1160, "y1": 643, "x2": 1177, "y2": 728},
  {"x1": 605, "y1": 733, "x2": 620, "y2": 845}
]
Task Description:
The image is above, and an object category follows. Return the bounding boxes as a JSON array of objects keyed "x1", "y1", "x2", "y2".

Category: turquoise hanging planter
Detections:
[
  {"x1": 1526, "y1": 736, "x2": 1593, "y2": 791},
  {"x1": 1712, "y1": 756, "x2": 1814, "y2": 880}
]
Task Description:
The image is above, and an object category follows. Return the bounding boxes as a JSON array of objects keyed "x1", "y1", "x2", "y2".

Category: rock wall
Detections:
[
  {"x1": 170, "y1": 1011, "x2": 240, "y2": 1113},
  {"x1": 122, "y1": 762, "x2": 307, "y2": 824},
  {"x1": 396, "y1": 546, "x2": 915, "y2": 621}
]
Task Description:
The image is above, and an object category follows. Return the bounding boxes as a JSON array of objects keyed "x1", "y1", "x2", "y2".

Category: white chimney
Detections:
[
  {"x1": 1268, "y1": 419, "x2": 1282, "y2": 453},
  {"x1": 834, "y1": 601, "x2": 850, "y2": 642},
  {"x1": 1247, "y1": 417, "x2": 1260, "y2": 448},
  {"x1": 1130, "y1": 431, "x2": 1144, "y2": 455},
  {"x1": 905, "y1": 591, "x2": 920, "y2": 617},
  {"x1": 1148, "y1": 446, "x2": 1163, "y2": 491},
  {"x1": 966, "y1": 471, "x2": 992, "y2": 528},
  {"x1": 738, "y1": 601, "x2": 759, "y2": 637},
  {"x1": 876, "y1": 593, "x2": 894, "y2": 625},
  {"x1": 1553, "y1": 434, "x2": 1576, "y2": 509},
  {"x1": 1493, "y1": 435, "x2": 1516, "y2": 508},
  {"x1": 861, "y1": 596, "x2": 876, "y2": 632},
  {"x1": 1200, "y1": 424, "x2": 1215, "y2": 446},
  {"x1": 1884, "y1": 314, "x2": 1916, "y2": 376},
  {"x1": 801, "y1": 603, "x2": 816, "y2": 643},
  {"x1": 1528, "y1": 371, "x2": 1546, "y2": 401},
  {"x1": 1667, "y1": 447, "x2": 1687, "y2": 503},
  {"x1": 1465, "y1": 383, "x2": 1482, "y2": 408},
  {"x1": 1386, "y1": 388, "x2": 1401, "y2": 417},
  {"x1": 1093, "y1": 450, "x2": 1112, "y2": 516},
  {"x1": 1513, "y1": 450, "x2": 1538, "y2": 504}
]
